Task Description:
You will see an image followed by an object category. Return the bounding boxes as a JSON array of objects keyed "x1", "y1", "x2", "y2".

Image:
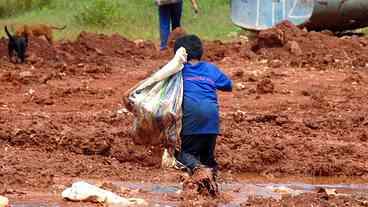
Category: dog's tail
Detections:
[
  {"x1": 4, "y1": 26, "x2": 14, "y2": 41},
  {"x1": 51, "y1": 25, "x2": 67, "y2": 30}
]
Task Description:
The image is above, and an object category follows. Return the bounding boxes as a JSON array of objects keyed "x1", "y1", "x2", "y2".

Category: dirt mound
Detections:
[
  {"x1": 57, "y1": 32, "x2": 157, "y2": 62},
  {"x1": 251, "y1": 21, "x2": 368, "y2": 69},
  {"x1": 218, "y1": 109, "x2": 368, "y2": 177},
  {"x1": 0, "y1": 32, "x2": 162, "y2": 85},
  {"x1": 28, "y1": 37, "x2": 59, "y2": 61},
  {"x1": 0, "y1": 32, "x2": 158, "y2": 70},
  {"x1": 204, "y1": 40, "x2": 246, "y2": 61},
  {"x1": 246, "y1": 191, "x2": 368, "y2": 207},
  {"x1": 0, "y1": 110, "x2": 163, "y2": 166}
]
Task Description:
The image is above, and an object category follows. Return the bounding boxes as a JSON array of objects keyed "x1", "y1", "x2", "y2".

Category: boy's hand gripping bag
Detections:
[{"x1": 124, "y1": 48, "x2": 187, "y2": 168}]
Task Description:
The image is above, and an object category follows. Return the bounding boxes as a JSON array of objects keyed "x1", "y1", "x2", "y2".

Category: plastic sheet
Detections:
[{"x1": 125, "y1": 48, "x2": 186, "y2": 168}]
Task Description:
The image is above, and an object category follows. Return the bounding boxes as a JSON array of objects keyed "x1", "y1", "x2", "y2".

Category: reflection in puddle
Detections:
[
  {"x1": 110, "y1": 181, "x2": 368, "y2": 206},
  {"x1": 151, "y1": 185, "x2": 181, "y2": 194},
  {"x1": 12, "y1": 204, "x2": 60, "y2": 207}
]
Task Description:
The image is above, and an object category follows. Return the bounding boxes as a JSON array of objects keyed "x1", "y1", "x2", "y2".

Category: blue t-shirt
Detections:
[{"x1": 181, "y1": 61, "x2": 232, "y2": 135}]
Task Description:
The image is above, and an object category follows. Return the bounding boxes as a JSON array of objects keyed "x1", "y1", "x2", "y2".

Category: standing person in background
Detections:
[{"x1": 156, "y1": 0, "x2": 199, "y2": 50}]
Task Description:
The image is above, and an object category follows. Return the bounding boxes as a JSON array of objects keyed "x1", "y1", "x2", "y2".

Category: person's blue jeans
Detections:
[
  {"x1": 176, "y1": 134, "x2": 218, "y2": 172},
  {"x1": 158, "y1": 1, "x2": 183, "y2": 50}
]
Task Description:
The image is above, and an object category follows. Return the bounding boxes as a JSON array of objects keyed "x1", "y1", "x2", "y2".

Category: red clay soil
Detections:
[
  {"x1": 0, "y1": 27, "x2": 368, "y2": 205},
  {"x1": 180, "y1": 191, "x2": 368, "y2": 207},
  {"x1": 244, "y1": 191, "x2": 368, "y2": 207},
  {"x1": 251, "y1": 21, "x2": 368, "y2": 69}
]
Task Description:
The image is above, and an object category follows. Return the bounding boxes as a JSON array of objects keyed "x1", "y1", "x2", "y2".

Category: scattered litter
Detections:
[
  {"x1": 232, "y1": 110, "x2": 247, "y2": 122},
  {"x1": 268, "y1": 186, "x2": 294, "y2": 194},
  {"x1": 239, "y1": 35, "x2": 249, "y2": 42},
  {"x1": 317, "y1": 188, "x2": 338, "y2": 196},
  {"x1": 286, "y1": 40, "x2": 302, "y2": 56},
  {"x1": 62, "y1": 181, "x2": 147, "y2": 206},
  {"x1": 259, "y1": 59, "x2": 268, "y2": 64},
  {"x1": 134, "y1": 39, "x2": 145, "y2": 48},
  {"x1": 161, "y1": 148, "x2": 176, "y2": 168},
  {"x1": 28, "y1": 89, "x2": 35, "y2": 95},
  {"x1": 0, "y1": 196, "x2": 9, "y2": 207},
  {"x1": 117, "y1": 108, "x2": 129, "y2": 114},
  {"x1": 235, "y1": 82, "x2": 246, "y2": 91},
  {"x1": 266, "y1": 185, "x2": 303, "y2": 196},
  {"x1": 19, "y1": 71, "x2": 32, "y2": 79}
]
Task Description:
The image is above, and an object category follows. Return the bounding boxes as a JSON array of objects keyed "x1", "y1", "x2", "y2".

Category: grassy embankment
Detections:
[{"x1": 0, "y1": 0, "x2": 239, "y2": 42}]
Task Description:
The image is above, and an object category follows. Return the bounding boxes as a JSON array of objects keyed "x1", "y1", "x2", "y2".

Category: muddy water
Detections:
[
  {"x1": 109, "y1": 181, "x2": 368, "y2": 206},
  {"x1": 10, "y1": 176, "x2": 368, "y2": 207}
]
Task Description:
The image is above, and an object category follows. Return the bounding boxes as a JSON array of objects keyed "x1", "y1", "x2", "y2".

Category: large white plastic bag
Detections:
[
  {"x1": 125, "y1": 48, "x2": 186, "y2": 164},
  {"x1": 130, "y1": 72, "x2": 183, "y2": 147}
]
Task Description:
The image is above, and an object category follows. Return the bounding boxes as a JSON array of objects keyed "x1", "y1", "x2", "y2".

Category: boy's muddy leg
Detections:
[{"x1": 184, "y1": 166, "x2": 219, "y2": 197}]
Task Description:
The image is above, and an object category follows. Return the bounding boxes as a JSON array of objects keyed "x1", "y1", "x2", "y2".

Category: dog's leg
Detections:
[
  {"x1": 45, "y1": 33, "x2": 53, "y2": 44},
  {"x1": 14, "y1": 50, "x2": 20, "y2": 64},
  {"x1": 8, "y1": 47, "x2": 12, "y2": 59},
  {"x1": 19, "y1": 52, "x2": 25, "y2": 63},
  {"x1": 8, "y1": 44, "x2": 14, "y2": 63}
]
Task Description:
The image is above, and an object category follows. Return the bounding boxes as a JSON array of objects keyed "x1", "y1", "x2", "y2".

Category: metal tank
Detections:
[{"x1": 231, "y1": 0, "x2": 368, "y2": 31}]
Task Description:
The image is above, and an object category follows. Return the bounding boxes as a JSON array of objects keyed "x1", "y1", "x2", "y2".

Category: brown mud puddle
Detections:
[{"x1": 9, "y1": 176, "x2": 368, "y2": 207}]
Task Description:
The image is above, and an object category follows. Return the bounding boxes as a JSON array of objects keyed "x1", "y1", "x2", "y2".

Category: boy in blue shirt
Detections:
[{"x1": 174, "y1": 35, "x2": 232, "y2": 184}]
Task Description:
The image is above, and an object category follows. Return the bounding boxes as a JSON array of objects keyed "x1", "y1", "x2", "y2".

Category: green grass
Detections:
[
  {"x1": 0, "y1": 0, "x2": 239, "y2": 41},
  {"x1": 358, "y1": 27, "x2": 368, "y2": 35}
]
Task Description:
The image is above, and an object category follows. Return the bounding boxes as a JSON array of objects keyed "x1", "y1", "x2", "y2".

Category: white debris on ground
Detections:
[
  {"x1": 0, "y1": 196, "x2": 9, "y2": 207},
  {"x1": 62, "y1": 181, "x2": 148, "y2": 206},
  {"x1": 266, "y1": 185, "x2": 304, "y2": 196}
]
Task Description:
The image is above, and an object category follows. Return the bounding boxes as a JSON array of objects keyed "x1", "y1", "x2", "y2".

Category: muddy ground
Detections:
[{"x1": 1, "y1": 22, "x2": 368, "y2": 206}]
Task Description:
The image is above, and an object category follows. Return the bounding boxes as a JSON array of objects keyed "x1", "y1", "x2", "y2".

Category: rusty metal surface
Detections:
[{"x1": 306, "y1": 0, "x2": 368, "y2": 31}]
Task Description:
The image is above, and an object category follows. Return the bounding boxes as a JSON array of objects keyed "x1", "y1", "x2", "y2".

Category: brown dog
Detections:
[
  {"x1": 15, "y1": 24, "x2": 66, "y2": 44},
  {"x1": 167, "y1": 27, "x2": 187, "y2": 48}
]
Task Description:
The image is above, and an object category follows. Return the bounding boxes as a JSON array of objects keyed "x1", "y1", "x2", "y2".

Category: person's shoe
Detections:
[
  {"x1": 173, "y1": 159, "x2": 188, "y2": 171},
  {"x1": 192, "y1": 165, "x2": 219, "y2": 197}
]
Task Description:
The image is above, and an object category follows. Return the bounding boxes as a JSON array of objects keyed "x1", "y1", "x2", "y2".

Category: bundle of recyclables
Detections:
[{"x1": 125, "y1": 47, "x2": 187, "y2": 168}]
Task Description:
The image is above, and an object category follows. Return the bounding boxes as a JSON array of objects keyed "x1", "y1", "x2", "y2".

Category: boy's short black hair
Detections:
[{"x1": 174, "y1": 34, "x2": 203, "y2": 61}]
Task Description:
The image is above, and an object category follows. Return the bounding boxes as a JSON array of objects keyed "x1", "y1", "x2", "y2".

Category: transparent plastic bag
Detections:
[
  {"x1": 129, "y1": 72, "x2": 183, "y2": 148},
  {"x1": 125, "y1": 69, "x2": 183, "y2": 168},
  {"x1": 125, "y1": 48, "x2": 186, "y2": 168}
]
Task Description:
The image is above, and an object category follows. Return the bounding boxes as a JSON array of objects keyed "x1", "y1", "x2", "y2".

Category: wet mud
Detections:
[
  {"x1": 5, "y1": 179, "x2": 368, "y2": 207},
  {"x1": 1, "y1": 24, "x2": 368, "y2": 206}
]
